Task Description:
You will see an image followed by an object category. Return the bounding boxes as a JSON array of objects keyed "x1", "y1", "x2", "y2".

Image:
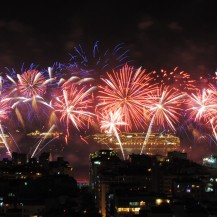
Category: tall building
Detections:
[
  {"x1": 12, "y1": 152, "x2": 27, "y2": 165},
  {"x1": 89, "y1": 150, "x2": 170, "y2": 217},
  {"x1": 38, "y1": 152, "x2": 51, "y2": 167},
  {"x1": 89, "y1": 150, "x2": 122, "y2": 217},
  {"x1": 87, "y1": 132, "x2": 180, "y2": 157},
  {"x1": 89, "y1": 150, "x2": 217, "y2": 217},
  {"x1": 89, "y1": 150, "x2": 121, "y2": 191}
]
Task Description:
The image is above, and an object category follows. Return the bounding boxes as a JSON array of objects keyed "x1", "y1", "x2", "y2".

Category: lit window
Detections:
[
  {"x1": 140, "y1": 201, "x2": 145, "y2": 206},
  {"x1": 186, "y1": 188, "x2": 191, "y2": 193},
  {"x1": 132, "y1": 207, "x2": 140, "y2": 213},
  {"x1": 129, "y1": 202, "x2": 139, "y2": 206},
  {"x1": 156, "y1": 199, "x2": 163, "y2": 205},
  {"x1": 94, "y1": 161, "x2": 101, "y2": 165},
  {"x1": 205, "y1": 187, "x2": 213, "y2": 192},
  {"x1": 205, "y1": 183, "x2": 214, "y2": 192},
  {"x1": 117, "y1": 208, "x2": 130, "y2": 213}
]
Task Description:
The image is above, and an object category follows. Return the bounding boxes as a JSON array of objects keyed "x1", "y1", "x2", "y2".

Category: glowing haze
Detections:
[{"x1": 0, "y1": 42, "x2": 216, "y2": 180}]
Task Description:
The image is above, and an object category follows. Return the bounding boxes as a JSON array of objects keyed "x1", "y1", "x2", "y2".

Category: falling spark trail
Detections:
[
  {"x1": 210, "y1": 118, "x2": 217, "y2": 143},
  {"x1": 97, "y1": 64, "x2": 156, "y2": 130},
  {"x1": 0, "y1": 124, "x2": 11, "y2": 157},
  {"x1": 140, "y1": 114, "x2": 156, "y2": 155},
  {"x1": 8, "y1": 132, "x2": 21, "y2": 153},
  {"x1": 31, "y1": 124, "x2": 56, "y2": 158},
  {"x1": 113, "y1": 126, "x2": 125, "y2": 160},
  {"x1": 100, "y1": 108, "x2": 127, "y2": 160},
  {"x1": 34, "y1": 137, "x2": 57, "y2": 157},
  {"x1": 140, "y1": 86, "x2": 185, "y2": 154}
]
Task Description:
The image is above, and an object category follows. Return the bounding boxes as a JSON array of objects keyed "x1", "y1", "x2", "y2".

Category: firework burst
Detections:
[
  {"x1": 65, "y1": 41, "x2": 132, "y2": 78},
  {"x1": 97, "y1": 64, "x2": 156, "y2": 131},
  {"x1": 52, "y1": 81, "x2": 96, "y2": 141},
  {"x1": 4, "y1": 68, "x2": 55, "y2": 128},
  {"x1": 186, "y1": 84, "x2": 217, "y2": 142},
  {"x1": 16, "y1": 69, "x2": 47, "y2": 97},
  {"x1": 0, "y1": 97, "x2": 11, "y2": 123},
  {"x1": 98, "y1": 107, "x2": 127, "y2": 160},
  {"x1": 146, "y1": 86, "x2": 186, "y2": 131},
  {"x1": 152, "y1": 67, "x2": 197, "y2": 93},
  {"x1": 186, "y1": 84, "x2": 217, "y2": 123},
  {"x1": 0, "y1": 97, "x2": 13, "y2": 156},
  {"x1": 141, "y1": 85, "x2": 185, "y2": 154}
]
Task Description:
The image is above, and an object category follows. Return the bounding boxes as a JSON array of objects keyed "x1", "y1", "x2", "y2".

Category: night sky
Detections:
[
  {"x1": 1, "y1": 1, "x2": 217, "y2": 179},
  {"x1": 1, "y1": 1, "x2": 217, "y2": 75}
]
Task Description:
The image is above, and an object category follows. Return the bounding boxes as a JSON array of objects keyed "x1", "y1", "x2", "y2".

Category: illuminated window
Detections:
[
  {"x1": 129, "y1": 202, "x2": 139, "y2": 206},
  {"x1": 186, "y1": 188, "x2": 191, "y2": 193},
  {"x1": 156, "y1": 199, "x2": 163, "y2": 205},
  {"x1": 205, "y1": 183, "x2": 213, "y2": 192},
  {"x1": 140, "y1": 201, "x2": 145, "y2": 206},
  {"x1": 9, "y1": 193, "x2": 15, "y2": 197},
  {"x1": 132, "y1": 207, "x2": 140, "y2": 214},
  {"x1": 117, "y1": 208, "x2": 130, "y2": 212},
  {"x1": 205, "y1": 187, "x2": 213, "y2": 192},
  {"x1": 117, "y1": 207, "x2": 140, "y2": 214}
]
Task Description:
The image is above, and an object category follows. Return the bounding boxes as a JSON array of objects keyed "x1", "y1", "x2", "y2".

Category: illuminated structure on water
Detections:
[
  {"x1": 87, "y1": 132, "x2": 180, "y2": 156},
  {"x1": 0, "y1": 133, "x2": 9, "y2": 143},
  {"x1": 25, "y1": 130, "x2": 65, "y2": 157},
  {"x1": 27, "y1": 130, "x2": 63, "y2": 139}
]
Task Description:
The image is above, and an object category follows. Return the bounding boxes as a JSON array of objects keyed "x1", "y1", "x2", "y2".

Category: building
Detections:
[
  {"x1": 106, "y1": 187, "x2": 172, "y2": 217},
  {"x1": 89, "y1": 149, "x2": 122, "y2": 213},
  {"x1": 38, "y1": 152, "x2": 51, "y2": 166},
  {"x1": 0, "y1": 152, "x2": 80, "y2": 216},
  {"x1": 167, "y1": 151, "x2": 187, "y2": 160},
  {"x1": 12, "y1": 152, "x2": 27, "y2": 165},
  {"x1": 89, "y1": 149, "x2": 217, "y2": 217},
  {"x1": 89, "y1": 150, "x2": 161, "y2": 217}
]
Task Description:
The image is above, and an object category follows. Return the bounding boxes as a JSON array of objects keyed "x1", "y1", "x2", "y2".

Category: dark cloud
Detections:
[{"x1": 0, "y1": 0, "x2": 217, "y2": 75}]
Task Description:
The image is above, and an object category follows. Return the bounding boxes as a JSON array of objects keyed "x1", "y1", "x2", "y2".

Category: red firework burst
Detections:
[
  {"x1": 152, "y1": 67, "x2": 197, "y2": 93},
  {"x1": 146, "y1": 85, "x2": 186, "y2": 131},
  {"x1": 53, "y1": 82, "x2": 96, "y2": 136},
  {"x1": 17, "y1": 69, "x2": 46, "y2": 97},
  {"x1": 97, "y1": 64, "x2": 156, "y2": 130}
]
